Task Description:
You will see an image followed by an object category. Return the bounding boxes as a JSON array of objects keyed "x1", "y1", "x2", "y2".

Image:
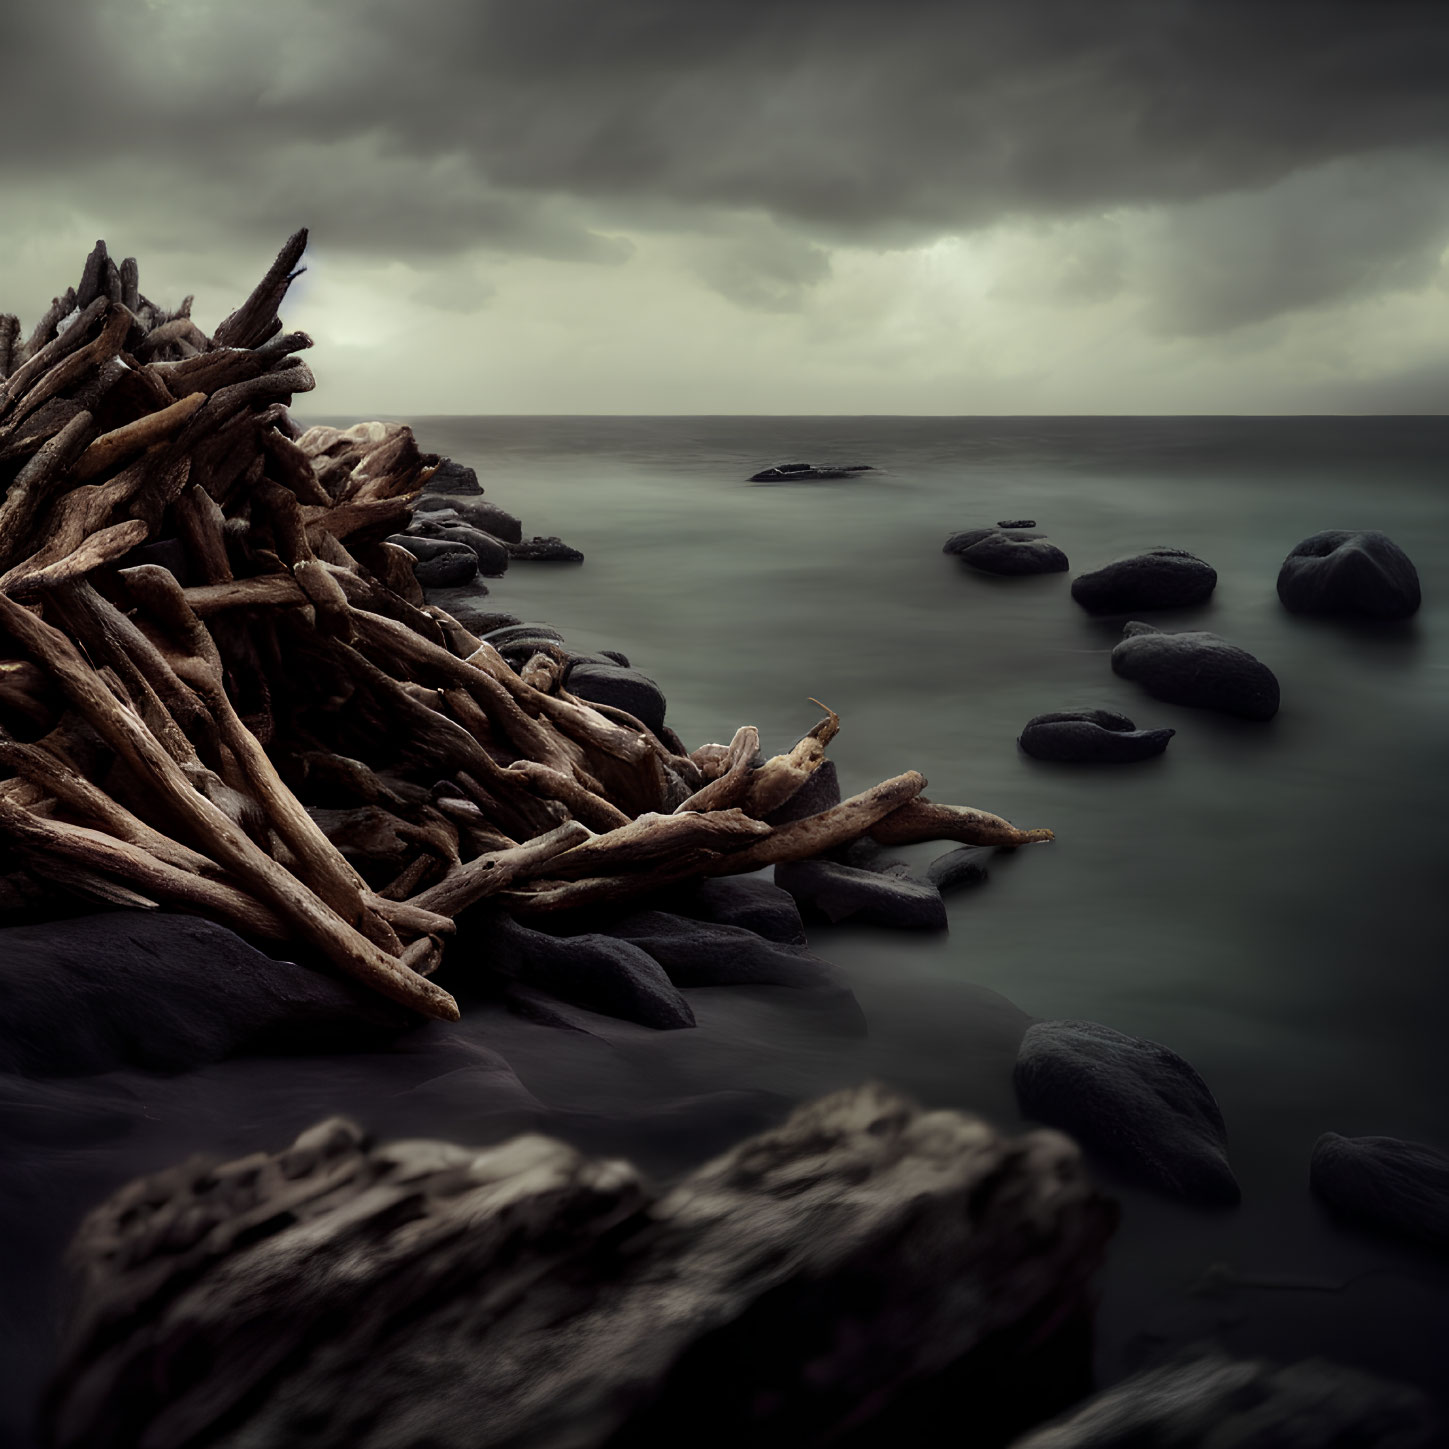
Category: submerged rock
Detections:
[
  {"x1": 1014, "y1": 1018, "x2": 1240, "y2": 1205},
  {"x1": 1070, "y1": 548, "x2": 1217, "y2": 614},
  {"x1": 945, "y1": 527, "x2": 1070, "y2": 576},
  {"x1": 0, "y1": 913, "x2": 400, "y2": 1077},
  {"x1": 1310, "y1": 1132, "x2": 1449, "y2": 1255},
  {"x1": 775, "y1": 857, "x2": 948, "y2": 930},
  {"x1": 44, "y1": 1085, "x2": 1116, "y2": 1449},
  {"x1": 1011, "y1": 1349, "x2": 1437, "y2": 1448},
  {"x1": 1277, "y1": 530, "x2": 1421, "y2": 620},
  {"x1": 508, "y1": 534, "x2": 585, "y2": 562},
  {"x1": 1018, "y1": 709, "x2": 1175, "y2": 763},
  {"x1": 1111, "y1": 621, "x2": 1280, "y2": 720}
]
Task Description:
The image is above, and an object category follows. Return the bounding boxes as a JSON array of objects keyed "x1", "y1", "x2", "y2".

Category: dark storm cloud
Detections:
[{"x1": 3, "y1": 0, "x2": 1448, "y2": 329}]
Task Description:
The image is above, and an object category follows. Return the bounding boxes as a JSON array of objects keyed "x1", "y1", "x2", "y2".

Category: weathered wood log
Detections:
[
  {"x1": 0, "y1": 314, "x2": 18, "y2": 378},
  {"x1": 0, "y1": 410, "x2": 96, "y2": 569},
  {"x1": 5, "y1": 518, "x2": 151, "y2": 599},
  {"x1": 869, "y1": 796, "x2": 1055, "y2": 848},
  {"x1": 13, "y1": 288, "x2": 79, "y2": 372},
  {"x1": 674, "y1": 725, "x2": 759, "y2": 813},
  {"x1": 70, "y1": 391, "x2": 205, "y2": 482},
  {"x1": 410, "y1": 820, "x2": 591, "y2": 918},
  {"x1": 213, "y1": 227, "x2": 308, "y2": 350},
  {"x1": 4, "y1": 302, "x2": 131, "y2": 430}
]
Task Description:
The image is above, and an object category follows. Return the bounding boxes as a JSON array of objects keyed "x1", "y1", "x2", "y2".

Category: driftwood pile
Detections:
[{"x1": 0, "y1": 232, "x2": 1052, "y2": 1023}]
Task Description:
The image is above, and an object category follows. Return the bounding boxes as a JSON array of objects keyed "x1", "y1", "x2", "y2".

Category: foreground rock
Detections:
[
  {"x1": 565, "y1": 660, "x2": 667, "y2": 734},
  {"x1": 1111, "y1": 621, "x2": 1280, "y2": 720},
  {"x1": 415, "y1": 495, "x2": 524, "y2": 544},
  {"x1": 1018, "y1": 709, "x2": 1174, "y2": 764},
  {"x1": 0, "y1": 913, "x2": 399, "y2": 1076},
  {"x1": 775, "y1": 857, "x2": 948, "y2": 930},
  {"x1": 1014, "y1": 1019, "x2": 1240, "y2": 1205},
  {"x1": 421, "y1": 458, "x2": 482, "y2": 495},
  {"x1": 945, "y1": 527, "x2": 1070, "y2": 576},
  {"x1": 43, "y1": 1085, "x2": 1116, "y2": 1449},
  {"x1": 1310, "y1": 1132, "x2": 1449, "y2": 1255},
  {"x1": 1277, "y1": 530, "x2": 1421, "y2": 620},
  {"x1": 1011, "y1": 1350, "x2": 1436, "y2": 1448},
  {"x1": 1070, "y1": 548, "x2": 1217, "y2": 614}
]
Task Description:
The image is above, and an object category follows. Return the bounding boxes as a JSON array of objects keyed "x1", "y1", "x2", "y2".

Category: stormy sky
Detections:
[{"x1": 2, "y1": 0, "x2": 1447, "y2": 414}]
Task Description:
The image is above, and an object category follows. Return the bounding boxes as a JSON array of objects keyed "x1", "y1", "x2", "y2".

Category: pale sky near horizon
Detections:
[{"x1": 3, "y1": 0, "x2": 1448, "y2": 416}]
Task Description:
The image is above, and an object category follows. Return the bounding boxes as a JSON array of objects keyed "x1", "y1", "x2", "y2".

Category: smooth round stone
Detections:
[
  {"x1": 774, "y1": 858, "x2": 947, "y2": 931},
  {"x1": 420, "y1": 522, "x2": 510, "y2": 577},
  {"x1": 1019, "y1": 708, "x2": 1175, "y2": 763},
  {"x1": 1014, "y1": 1018, "x2": 1240, "y2": 1205},
  {"x1": 565, "y1": 661, "x2": 667, "y2": 734},
  {"x1": 1277, "y1": 530, "x2": 1421, "y2": 620},
  {"x1": 1111, "y1": 622, "x2": 1279, "y2": 720},
  {"x1": 944, "y1": 527, "x2": 1069, "y2": 576},
  {"x1": 1311, "y1": 1133, "x2": 1449, "y2": 1254},
  {"x1": 481, "y1": 622, "x2": 567, "y2": 654},
  {"x1": 417, "y1": 495, "x2": 524, "y2": 545},
  {"x1": 1071, "y1": 547, "x2": 1217, "y2": 613},
  {"x1": 412, "y1": 547, "x2": 478, "y2": 588},
  {"x1": 386, "y1": 533, "x2": 462, "y2": 563}
]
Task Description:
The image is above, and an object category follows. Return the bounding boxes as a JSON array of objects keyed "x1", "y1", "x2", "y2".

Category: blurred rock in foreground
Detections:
[{"x1": 43, "y1": 1084, "x2": 1115, "y2": 1449}]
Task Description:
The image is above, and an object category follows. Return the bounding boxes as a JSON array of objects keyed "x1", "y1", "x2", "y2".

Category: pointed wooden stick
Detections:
[{"x1": 868, "y1": 796, "x2": 1054, "y2": 848}]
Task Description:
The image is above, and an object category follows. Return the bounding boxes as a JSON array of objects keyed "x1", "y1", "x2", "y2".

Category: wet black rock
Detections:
[
  {"x1": 44, "y1": 1085, "x2": 1115, "y2": 1449},
  {"x1": 421, "y1": 457, "x2": 482, "y2": 495},
  {"x1": 1310, "y1": 1132, "x2": 1449, "y2": 1255},
  {"x1": 1111, "y1": 621, "x2": 1279, "y2": 720},
  {"x1": 944, "y1": 527, "x2": 1070, "y2": 576},
  {"x1": 450, "y1": 605, "x2": 520, "y2": 637},
  {"x1": 762, "y1": 758, "x2": 841, "y2": 826},
  {"x1": 1018, "y1": 709, "x2": 1175, "y2": 763},
  {"x1": 1014, "y1": 1018, "x2": 1240, "y2": 1205},
  {"x1": 412, "y1": 546, "x2": 478, "y2": 589},
  {"x1": 774, "y1": 857, "x2": 948, "y2": 930},
  {"x1": 1070, "y1": 548, "x2": 1217, "y2": 613},
  {"x1": 599, "y1": 648, "x2": 631, "y2": 667},
  {"x1": 1277, "y1": 530, "x2": 1421, "y2": 620},
  {"x1": 0, "y1": 913, "x2": 400, "y2": 1077},
  {"x1": 481, "y1": 621, "x2": 567, "y2": 653},
  {"x1": 509, "y1": 534, "x2": 585, "y2": 562},
  {"x1": 385, "y1": 532, "x2": 463, "y2": 563},
  {"x1": 926, "y1": 845, "x2": 992, "y2": 892},
  {"x1": 998, "y1": 519, "x2": 1036, "y2": 529},
  {"x1": 748, "y1": 462, "x2": 873, "y2": 482},
  {"x1": 417, "y1": 495, "x2": 524, "y2": 545},
  {"x1": 484, "y1": 912, "x2": 695, "y2": 1030},
  {"x1": 1010, "y1": 1349, "x2": 1437, "y2": 1448},
  {"x1": 411, "y1": 518, "x2": 510, "y2": 576},
  {"x1": 673, "y1": 876, "x2": 808, "y2": 945},
  {"x1": 566, "y1": 661, "x2": 667, "y2": 734}
]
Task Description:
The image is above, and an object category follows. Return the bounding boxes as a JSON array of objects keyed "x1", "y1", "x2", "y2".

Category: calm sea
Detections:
[{"x1": 5, "y1": 416, "x2": 1448, "y2": 1437}]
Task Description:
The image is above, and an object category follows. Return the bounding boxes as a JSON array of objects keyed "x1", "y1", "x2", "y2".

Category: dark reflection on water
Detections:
[{"x1": 6, "y1": 417, "x2": 1449, "y2": 1438}]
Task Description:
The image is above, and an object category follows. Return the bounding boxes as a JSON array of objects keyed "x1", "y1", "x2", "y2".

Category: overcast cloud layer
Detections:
[{"x1": 2, "y1": 0, "x2": 1447, "y2": 412}]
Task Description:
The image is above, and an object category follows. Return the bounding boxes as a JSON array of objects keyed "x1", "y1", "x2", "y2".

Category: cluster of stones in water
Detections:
[{"x1": 385, "y1": 458, "x2": 584, "y2": 590}]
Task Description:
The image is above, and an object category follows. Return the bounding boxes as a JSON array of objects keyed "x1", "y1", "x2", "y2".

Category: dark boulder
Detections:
[
  {"x1": 412, "y1": 546, "x2": 478, "y2": 589},
  {"x1": 566, "y1": 661, "x2": 666, "y2": 734},
  {"x1": 1310, "y1": 1132, "x2": 1449, "y2": 1255},
  {"x1": 1018, "y1": 708, "x2": 1175, "y2": 763},
  {"x1": 0, "y1": 913, "x2": 401, "y2": 1077},
  {"x1": 599, "y1": 648, "x2": 631, "y2": 667},
  {"x1": 421, "y1": 457, "x2": 482, "y2": 495},
  {"x1": 43, "y1": 1086, "x2": 1115, "y2": 1449},
  {"x1": 1070, "y1": 548, "x2": 1217, "y2": 613},
  {"x1": 417, "y1": 496, "x2": 523, "y2": 545},
  {"x1": 410, "y1": 520, "x2": 510, "y2": 576},
  {"x1": 483, "y1": 912, "x2": 695, "y2": 1030},
  {"x1": 481, "y1": 621, "x2": 567, "y2": 654},
  {"x1": 997, "y1": 519, "x2": 1036, "y2": 529},
  {"x1": 509, "y1": 535, "x2": 585, "y2": 562},
  {"x1": 762, "y1": 758, "x2": 841, "y2": 826},
  {"x1": 385, "y1": 532, "x2": 464, "y2": 563},
  {"x1": 450, "y1": 605, "x2": 520, "y2": 637},
  {"x1": 673, "y1": 876, "x2": 808, "y2": 945},
  {"x1": 926, "y1": 845, "x2": 992, "y2": 892},
  {"x1": 1277, "y1": 530, "x2": 1421, "y2": 620},
  {"x1": 1011, "y1": 1350, "x2": 1437, "y2": 1448},
  {"x1": 1111, "y1": 621, "x2": 1279, "y2": 720},
  {"x1": 1014, "y1": 1018, "x2": 1240, "y2": 1205},
  {"x1": 748, "y1": 462, "x2": 873, "y2": 482},
  {"x1": 945, "y1": 527, "x2": 1069, "y2": 576},
  {"x1": 774, "y1": 857, "x2": 948, "y2": 930}
]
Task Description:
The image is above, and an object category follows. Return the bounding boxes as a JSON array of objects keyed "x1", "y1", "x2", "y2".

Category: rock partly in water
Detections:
[
  {"x1": 1010, "y1": 1349, "x2": 1437, "y2": 1448},
  {"x1": 1111, "y1": 621, "x2": 1280, "y2": 721},
  {"x1": 421, "y1": 457, "x2": 482, "y2": 496},
  {"x1": 1277, "y1": 530, "x2": 1421, "y2": 620},
  {"x1": 508, "y1": 534, "x2": 585, "y2": 562},
  {"x1": 998, "y1": 519, "x2": 1036, "y2": 529},
  {"x1": 482, "y1": 911, "x2": 695, "y2": 1030},
  {"x1": 673, "y1": 875, "x2": 808, "y2": 945},
  {"x1": 410, "y1": 518, "x2": 510, "y2": 576},
  {"x1": 926, "y1": 845, "x2": 993, "y2": 892},
  {"x1": 1014, "y1": 1018, "x2": 1240, "y2": 1206},
  {"x1": 1018, "y1": 709, "x2": 1175, "y2": 763},
  {"x1": 944, "y1": 527, "x2": 1070, "y2": 576},
  {"x1": 774, "y1": 857, "x2": 948, "y2": 930},
  {"x1": 0, "y1": 913, "x2": 402, "y2": 1077},
  {"x1": 44, "y1": 1085, "x2": 1116, "y2": 1449},
  {"x1": 748, "y1": 462, "x2": 873, "y2": 482},
  {"x1": 417, "y1": 495, "x2": 524, "y2": 545},
  {"x1": 1310, "y1": 1132, "x2": 1449, "y2": 1255},
  {"x1": 565, "y1": 661, "x2": 667, "y2": 735},
  {"x1": 1070, "y1": 548, "x2": 1217, "y2": 614},
  {"x1": 452, "y1": 606, "x2": 521, "y2": 636},
  {"x1": 412, "y1": 546, "x2": 479, "y2": 589}
]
